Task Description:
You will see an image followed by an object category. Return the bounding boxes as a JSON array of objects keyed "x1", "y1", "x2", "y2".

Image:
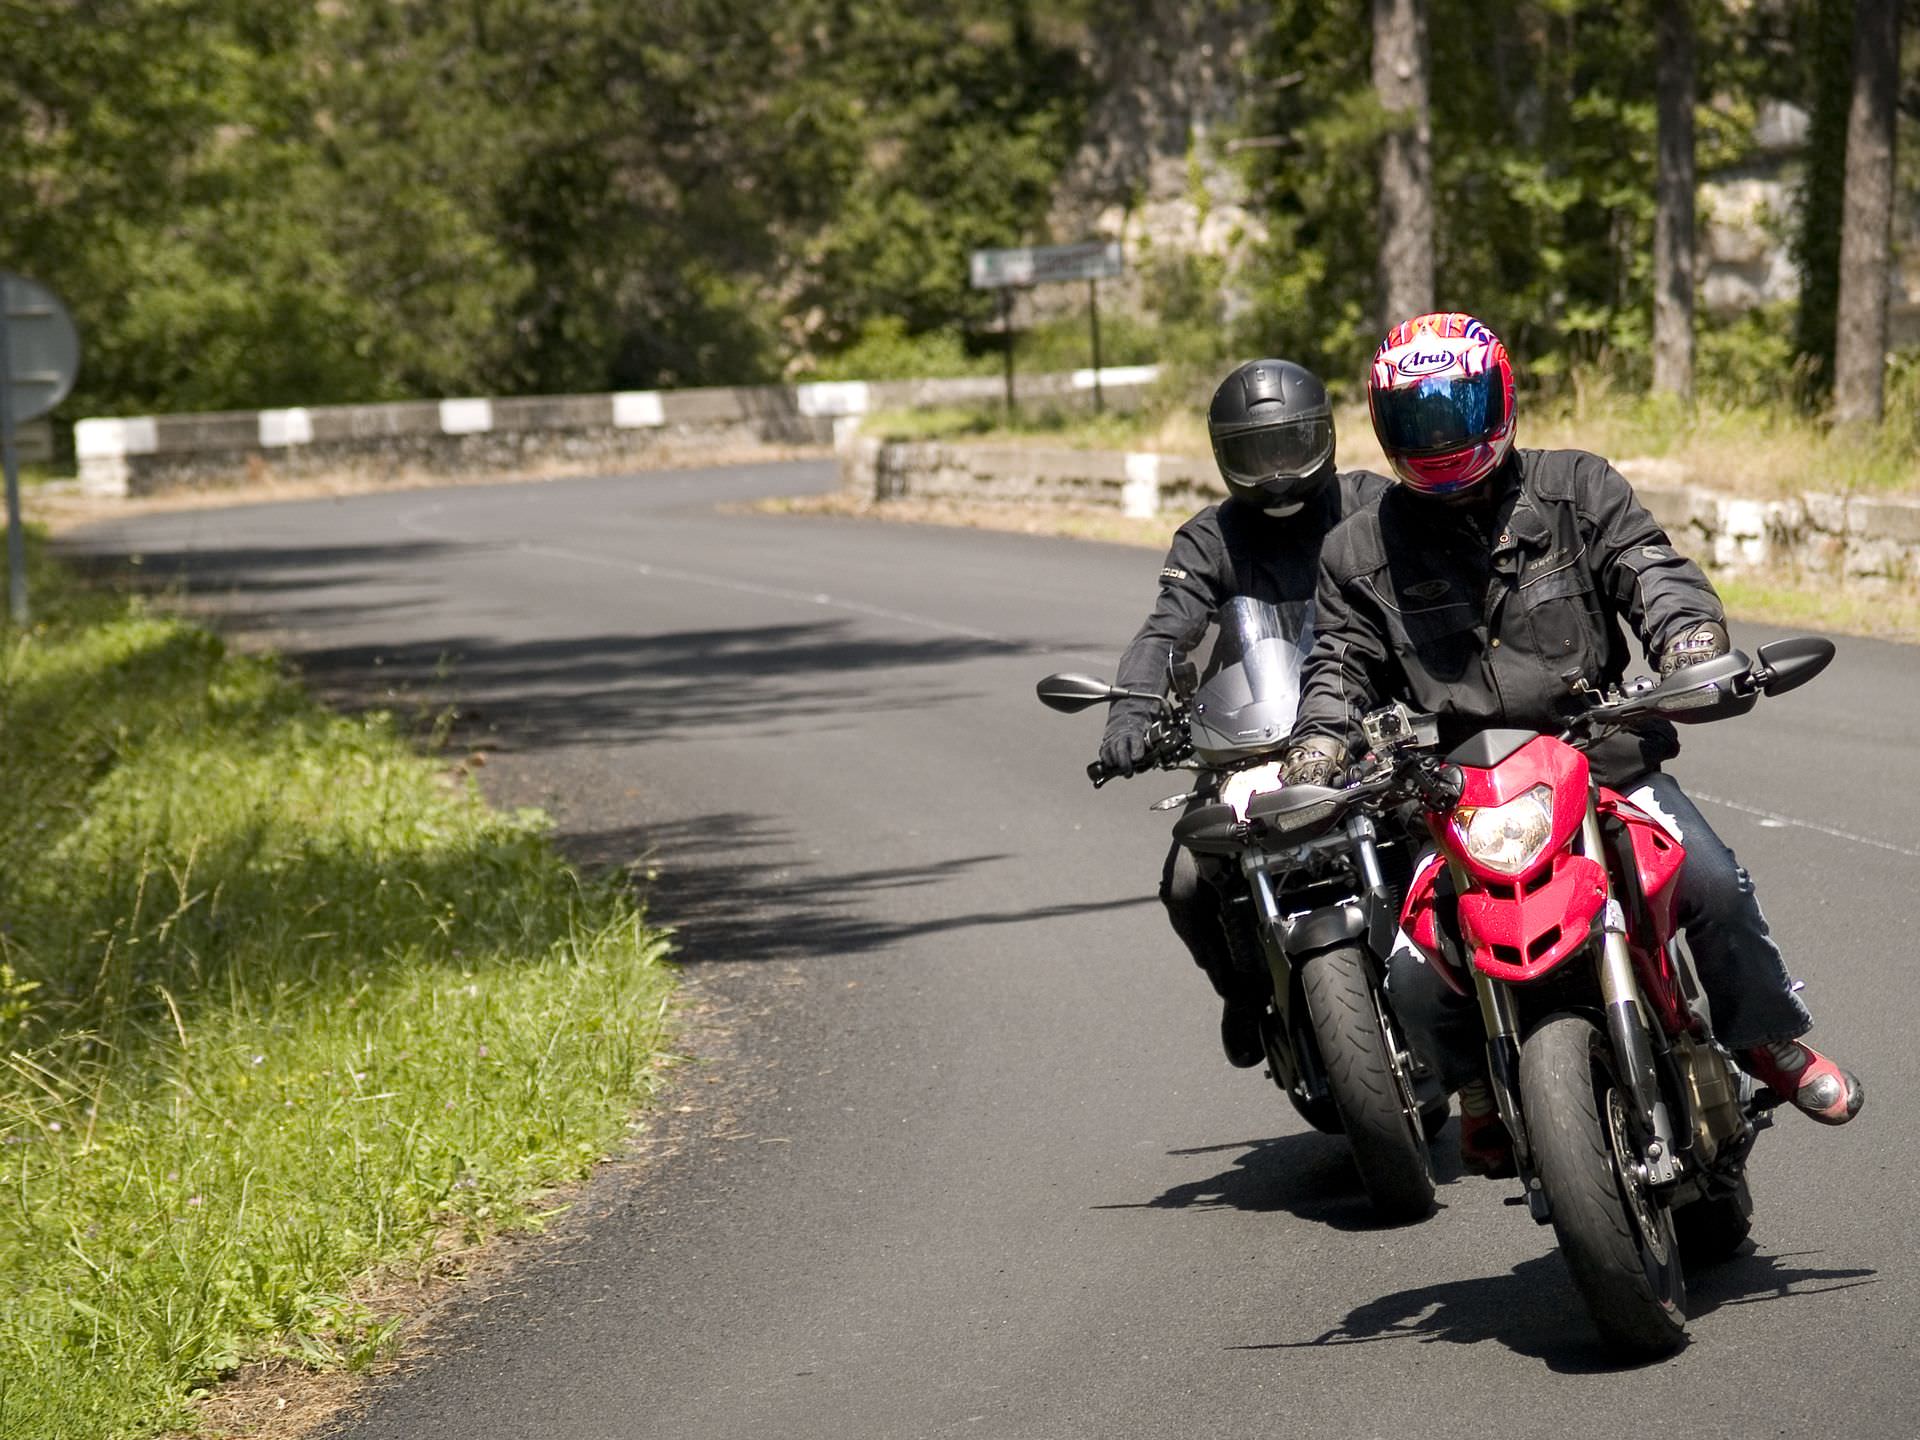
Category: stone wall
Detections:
[
  {"x1": 848, "y1": 435, "x2": 1920, "y2": 581},
  {"x1": 73, "y1": 366, "x2": 1159, "y2": 499}
]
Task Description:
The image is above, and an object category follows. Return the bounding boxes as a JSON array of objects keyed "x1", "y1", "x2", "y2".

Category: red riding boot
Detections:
[{"x1": 1743, "y1": 1039, "x2": 1864, "y2": 1126}]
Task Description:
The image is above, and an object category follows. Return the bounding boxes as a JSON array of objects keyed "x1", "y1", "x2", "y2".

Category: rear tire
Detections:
[
  {"x1": 1522, "y1": 1014, "x2": 1686, "y2": 1357},
  {"x1": 1301, "y1": 945, "x2": 1436, "y2": 1223}
]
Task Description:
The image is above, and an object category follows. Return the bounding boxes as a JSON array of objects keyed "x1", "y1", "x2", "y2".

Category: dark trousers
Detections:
[
  {"x1": 1388, "y1": 771, "x2": 1813, "y2": 1089},
  {"x1": 1160, "y1": 840, "x2": 1266, "y2": 1005}
]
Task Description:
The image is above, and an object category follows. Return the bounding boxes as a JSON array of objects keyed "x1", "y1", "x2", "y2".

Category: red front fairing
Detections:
[
  {"x1": 1395, "y1": 733, "x2": 1702, "y2": 1036},
  {"x1": 1450, "y1": 735, "x2": 1591, "y2": 881},
  {"x1": 1597, "y1": 791, "x2": 1684, "y2": 942},
  {"x1": 1445, "y1": 737, "x2": 1602, "y2": 983},
  {"x1": 1597, "y1": 789, "x2": 1698, "y2": 1037},
  {"x1": 1399, "y1": 851, "x2": 1467, "y2": 994},
  {"x1": 1454, "y1": 855, "x2": 1608, "y2": 982}
]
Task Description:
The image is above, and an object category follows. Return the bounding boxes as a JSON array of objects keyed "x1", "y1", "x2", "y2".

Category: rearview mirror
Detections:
[
  {"x1": 1753, "y1": 636, "x2": 1835, "y2": 697},
  {"x1": 1035, "y1": 672, "x2": 1121, "y2": 713}
]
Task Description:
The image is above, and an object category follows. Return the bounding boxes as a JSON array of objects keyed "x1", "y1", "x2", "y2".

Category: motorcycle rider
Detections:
[
  {"x1": 1281, "y1": 311, "x2": 1862, "y2": 1170},
  {"x1": 1099, "y1": 358, "x2": 1389, "y2": 1068}
]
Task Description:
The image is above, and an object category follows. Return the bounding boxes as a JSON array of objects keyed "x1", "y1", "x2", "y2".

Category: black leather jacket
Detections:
[
  {"x1": 1104, "y1": 472, "x2": 1391, "y2": 737},
  {"x1": 1292, "y1": 449, "x2": 1726, "y2": 788}
]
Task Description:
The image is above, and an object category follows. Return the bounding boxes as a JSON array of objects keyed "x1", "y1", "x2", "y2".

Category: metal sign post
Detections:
[
  {"x1": 0, "y1": 274, "x2": 82, "y2": 626},
  {"x1": 970, "y1": 241, "x2": 1123, "y2": 420},
  {"x1": 0, "y1": 302, "x2": 20, "y2": 626},
  {"x1": 1000, "y1": 290, "x2": 1016, "y2": 418},
  {"x1": 1088, "y1": 277, "x2": 1104, "y2": 414}
]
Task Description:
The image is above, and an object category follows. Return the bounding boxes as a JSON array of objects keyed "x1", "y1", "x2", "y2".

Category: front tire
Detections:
[
  {"x1": 1301, "y1": 945, "x2": 1436, "y2": 1223},
  {"x1": 1521, "y1": 1014, "x2": 1686, "y2": 1357}
]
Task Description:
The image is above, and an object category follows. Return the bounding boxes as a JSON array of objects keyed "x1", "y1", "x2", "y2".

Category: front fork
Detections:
[
  {"x1": 1243, "y1": 813, "x2": 1394, "y2": 1099},
  {"x1": 1465, "y1": 800, "x2": 1684, "y2": 1222}
]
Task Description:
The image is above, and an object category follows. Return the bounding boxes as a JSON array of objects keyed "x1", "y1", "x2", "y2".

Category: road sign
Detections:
[
  {"x1": 968, "y1": 241, "x2": 1123, "y2": 290},
  {"x1": 1, "y1": 272, "x2": 82, "y2": 625},
  {"x1": 1, "y1": 273, "x2": 80, "y2": 422},
  {"x1": 969, "y1": 242, "x2": 1126, "y2": 416}
]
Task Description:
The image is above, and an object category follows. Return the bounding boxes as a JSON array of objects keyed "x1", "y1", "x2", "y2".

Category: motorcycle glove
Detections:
[
  {"x1": 1099, "y1": 719, "x2": 1155, "y2": 777},
  {"x1": 1279, "y1": 735, "x2": 1347, "y2": 788},
  {"x1": 1658, "y1": 620, "x2": 1729, "y2": 677}
]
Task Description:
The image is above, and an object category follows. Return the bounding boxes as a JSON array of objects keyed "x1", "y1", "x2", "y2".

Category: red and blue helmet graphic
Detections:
[{"x1": 1368, "y1": 312, "x2": 1516, "y2": 496}]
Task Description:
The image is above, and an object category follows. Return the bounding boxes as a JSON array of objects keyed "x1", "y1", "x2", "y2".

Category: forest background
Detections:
[{"x1": 3, "y1": 0, "x2": 1914, "y2": 439}]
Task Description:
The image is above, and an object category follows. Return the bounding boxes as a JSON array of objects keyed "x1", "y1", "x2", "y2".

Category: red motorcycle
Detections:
[{"x1": 1246, "y1": 636, "x2": 1835, "y2": 1356}]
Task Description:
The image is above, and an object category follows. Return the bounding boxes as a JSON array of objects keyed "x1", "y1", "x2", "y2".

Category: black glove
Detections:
[
  {"x1": 1099, "y1": 718, "x2": 1154, "y2": 777},
  {"x1": 1279, "y1": 735, "x2": 1347, "y2": 788},
  {"x1": 1659, "y1": 620, "x2": 1729, "y2": 677}
]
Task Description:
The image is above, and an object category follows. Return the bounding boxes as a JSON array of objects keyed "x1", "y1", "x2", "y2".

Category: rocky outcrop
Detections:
[{"x1": 1041, "y1": 1, "x2": 1266, "y2": 318}]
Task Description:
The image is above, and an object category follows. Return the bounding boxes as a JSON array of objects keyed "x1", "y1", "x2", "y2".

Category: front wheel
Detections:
[
  {"x1": 1301, "y1": 945, "x2": 1436, "y2": 1223},
  {"x1": 1521, "y1": 1014, "x2": 1686, "y2": 1357}
]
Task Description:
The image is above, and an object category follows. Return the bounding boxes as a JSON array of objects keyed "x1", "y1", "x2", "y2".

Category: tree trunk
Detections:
[
  {"x1": 1652, "y1": 0, "x2": 1696, "y2": 400},
  {"x1": 1832, "y1": 0, "x2": 1902, "y2": 425},
  {"x1": 1373, "y1": 0, "x2": 1434, "y2": 327}
]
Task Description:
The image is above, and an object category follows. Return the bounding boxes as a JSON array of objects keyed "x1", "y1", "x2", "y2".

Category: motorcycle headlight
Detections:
[{"x1": 1454, "y1": 784, "x2": 1556, "y2": 876}]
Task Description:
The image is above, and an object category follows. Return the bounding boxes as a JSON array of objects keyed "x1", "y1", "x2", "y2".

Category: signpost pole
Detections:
[
  {"x1": 1001, "y1": 289, "x2": 1016, "y2": 419},
  {"x1": 0, "y1": 296, "x2": 24, "y2": 627},
  {"x1": 1087, "y1": 277, "x2": 1104, "y2": 415}
]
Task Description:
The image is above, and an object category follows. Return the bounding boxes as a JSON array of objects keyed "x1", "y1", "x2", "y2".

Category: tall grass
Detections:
[{"x1": 0, "y1": 539, "x2": 676, "y2": 1438}]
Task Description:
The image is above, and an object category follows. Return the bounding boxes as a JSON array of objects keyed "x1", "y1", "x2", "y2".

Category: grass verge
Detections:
[{"x1": 0, "y1": 534, "x2": 676, "y2": 1438}]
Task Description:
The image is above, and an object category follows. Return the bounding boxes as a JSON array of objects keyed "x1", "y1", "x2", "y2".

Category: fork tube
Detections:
[
  {"x1": 1452, "y1": 854, "x2": 1532, "y2": 1165},
  {"x1": 1583, "y1": 802, "x2": 1679, "y2": 1178},
  {"x1": 1348, "y1": 812, "x2": 1385, "y2": 890}
]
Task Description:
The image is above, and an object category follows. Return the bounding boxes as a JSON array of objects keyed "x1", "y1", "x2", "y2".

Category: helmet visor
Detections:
[
  {"x1": 1214, "y1": 417, "x2": 1333, "y2": 486},
  {"x1": 1373, "y1": 372, "x2": 1506, "y2": 456}
]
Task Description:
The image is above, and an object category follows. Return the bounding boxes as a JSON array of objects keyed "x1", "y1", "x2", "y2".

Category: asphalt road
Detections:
[{"x1": 68, "y1": 463, "x2": 1919, "y2": 1440}]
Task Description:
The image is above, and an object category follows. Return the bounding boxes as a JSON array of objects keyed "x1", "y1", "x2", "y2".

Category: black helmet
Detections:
[{"x1": 1207, "y1": 359, "x2": 1336, "y2": 512}]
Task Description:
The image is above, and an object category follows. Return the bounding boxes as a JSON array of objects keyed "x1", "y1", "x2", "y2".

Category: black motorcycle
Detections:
[{"x1": 1039, "y1": 598, "x2": 1445, "y2": 1221}]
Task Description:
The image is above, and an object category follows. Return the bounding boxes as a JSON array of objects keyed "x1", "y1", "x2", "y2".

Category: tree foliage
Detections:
[
  {"x1": 0, "y1": 1, "x2": 1908, "y2": 420},
  {"x1": 0, "y1": 0, "x2": 1089, "y2": 416}
]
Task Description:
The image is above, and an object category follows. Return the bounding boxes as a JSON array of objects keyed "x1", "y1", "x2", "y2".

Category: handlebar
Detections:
[{"x1": 1086, "y1": 715, "x2": 1191, "y2": 788}]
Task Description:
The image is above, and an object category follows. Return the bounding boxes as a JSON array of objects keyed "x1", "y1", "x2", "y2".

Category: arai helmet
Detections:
[{"x1": 1367, "y1": 312, "x2": 1516, "y2": 496}]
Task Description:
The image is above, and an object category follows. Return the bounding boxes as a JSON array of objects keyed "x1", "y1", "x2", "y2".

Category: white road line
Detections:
[
  {"x1": 394, "y1": 499, "x2": 1112, "y2": 663},
  {"x1": 1693, "y1": 791, "x2": 1920, "y2": 860}
]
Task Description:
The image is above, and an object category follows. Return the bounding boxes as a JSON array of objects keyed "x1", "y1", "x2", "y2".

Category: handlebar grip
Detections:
[{"x1": 1087, "y1": 759, "x2": 1115, "y2": 788}]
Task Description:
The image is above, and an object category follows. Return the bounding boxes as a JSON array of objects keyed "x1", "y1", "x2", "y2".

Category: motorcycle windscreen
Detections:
[{"x1": 1190, "y1": 597, "x2": 1315, "y2": 760}]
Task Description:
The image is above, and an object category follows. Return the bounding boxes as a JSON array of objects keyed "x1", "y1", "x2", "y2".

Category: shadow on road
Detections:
[
  {"x1": 302, "y1": 621, "x2": 1033, "y2": 751},
  {"x1": 568, "y1": 810, "x2": 1156, "y2": 964},
  {"x1": 1235, "y1": 1246, "x2": 1877, "y2": 1373},
  {"x1": 66, "y1": 538, "x2": 1045, "y2": 754},
  {"x1": 1100, "y1": 1122, "x2": 1484, "y2": 1234},
  {"x1": 65, "y1": 537, "x2": 458, "y2": 619}
]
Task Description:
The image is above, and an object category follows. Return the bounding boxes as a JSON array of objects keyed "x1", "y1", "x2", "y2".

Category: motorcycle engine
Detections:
[{"x1": 1670, "y1": 1034, "x2": 1744, "y2": 1163}]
